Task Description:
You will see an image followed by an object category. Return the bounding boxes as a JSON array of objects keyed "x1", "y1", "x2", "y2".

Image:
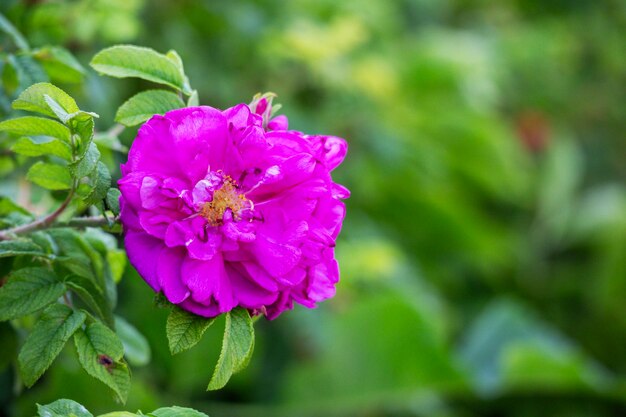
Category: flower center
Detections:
[{"x1": 200, "y1": 175, "x2": 249, "y2": 226}]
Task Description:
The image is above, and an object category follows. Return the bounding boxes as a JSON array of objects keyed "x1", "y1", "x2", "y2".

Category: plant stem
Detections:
[
  {"x1": 64, "y1": 215, "x2": 119, "y2": 229},
  {"x1": 0, "y1": 186, "x2": 75, "y2": 240}
]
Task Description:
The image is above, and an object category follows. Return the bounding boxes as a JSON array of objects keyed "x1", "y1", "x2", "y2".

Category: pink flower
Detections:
[{"x1": 118, "y1": 102, "x2": 348, "y2": 319}]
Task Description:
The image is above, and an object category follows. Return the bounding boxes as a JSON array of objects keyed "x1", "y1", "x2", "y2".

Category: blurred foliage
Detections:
[{"x1": 1, "y1": 0, "x2": 625, "y2": 416}]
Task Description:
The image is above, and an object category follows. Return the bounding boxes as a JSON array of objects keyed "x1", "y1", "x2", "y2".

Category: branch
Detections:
[
  {"x1": 0, "y1": 187, "x2": 75, "y2": 241},
  {"x1": 0, "y1": 211, "x2": 120, "y2": 241},
  {"x1": 64, "y1": 215, "x2": 120, "y2": 229}
]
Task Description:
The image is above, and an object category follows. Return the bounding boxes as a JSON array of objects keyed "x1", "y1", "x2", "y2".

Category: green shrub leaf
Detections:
[
  {"x1": 106, "y1": 188, "x2": 121, "y2": 215},
  {"x1": 0, "y1": 267, "x2": 66, "y2": 321},
  {"x1": 166, "y1": 307, "x2": 216, "y2": 355},
  {"x1": 207, "y1": 307, "x2": 254, "y2": 391},
  {"x1": 0, "y1": 116, "x2": 71, "y2": 142},
  {"x1": 18, "y1": 304, "x2": 86, "y2": 387},
  {"x1": 37, "y1": 399, "x2": 93, "y2": 417},
  {"x1": 70, "y1": 142, "x2": 100, "y2": 179},
  {"x1": 12, "y1": 82, "x2": 79, "y2": 118},
  {"x1": 11, "y1": 136, "x2": 72, "y2": 161},
  {"x1": 115, "y1": 90, "x2": 185, "y2": 126},
  {"x1": 64, "y1": 274, "x2": 113, "y2": 326},
  {"x1": 74, "y1": 321, "x2": 131, "y2": 403},
  {"x1": 0, "y1": 240, "x2": 47, "y2": 258},
  {"x1": 84, "y1": 162, "x2": 111, "y2": 207},
  {"x1": 90, "y1": 45, "x2": 186, "y2": 91},
  {"x1": 26, "y1": 161, "x2": 72, "y2": 190},
  {"x1": 32, "y1": 46, "x2": 86, "y2": 84},
  {"x1": 149, "y1": 406, "x2": 209, "y2": 417}
]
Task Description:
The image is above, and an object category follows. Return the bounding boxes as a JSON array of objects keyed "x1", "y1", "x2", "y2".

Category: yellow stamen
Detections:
[{"x1": 200, "y1": 177, "x2": 248, "y2": 226}]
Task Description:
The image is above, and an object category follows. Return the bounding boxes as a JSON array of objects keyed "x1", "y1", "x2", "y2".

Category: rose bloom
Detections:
[{"x1": 118, "y1": 99, "x2": 348, "y2": 319}]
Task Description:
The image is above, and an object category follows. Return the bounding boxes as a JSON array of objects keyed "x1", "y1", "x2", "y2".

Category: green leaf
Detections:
[
  {"x1": 12, "y1": 136, "x2": 72, "y2": 161},
  {"x1": 65, "y1": 274, "x2": 113, "y2": 326},
  {"x1": 149, "y1": 406, "x2": 209, "y2": 417},
  {"x1": 115, "y1": 316, "x2": 151, "y2": 366},
  {"x1": 44, "y1": 94, "x2": 70, "y2": 122},
  {"x1": 207, "y1": 307, "x2": 255, "y2": 391},
  {"x1": 0, "y1": 267, "x2": 66, "y2": 321},
  {"x1": 74, "y1": 321, "x2": 131, "y2": 403},
  {"x1": 115, "y1": 90, "x2": 185, "y2": 126},
  {"x1": 90, "y1": 45, "x2": 186, "y2": 91},
  {"x1": 107, "y1": 250, "x2": 126, "y2": 284},
  {"x1": 50, "y1": 228, "x2": 106, "y2": 290},
  {"x1": 2, "y1": 54, "x2": 20, "y2": 94},
  {"x1": 0, "y1": 12, "x2": 29, "y2": 51},
  {"x1": 10, "y1": 54, "x2": 48, "y2": 90},
  {"x1": 0, "y1": 197, "x2": 31, "y2": 216},
  {"x1": 32, "y1": 46, "x2": 86, "y2": 83},
  {"x1": 166, "y1": 307, "x2": 216, "y2": 355},
  {"x1": 94, "y1": 133, "x2": 127, "y2": 153},
  {"x1": 98, "y1": 413, "x2": 138, "y2": 417},
  {"x1": 12, "y1": 82, "x2": 79, "y2": 118},
  {"x1": 0, "y1": 116, "x2": 71, "y2": 142},
  {"x1": 26, "y1": 161, "x2": 72, "y2": 190},
  {"x1": 187, "y1": 90, "x2": 199, "y2": 107},
  {"x1": 106, "y1": 188, "x2": 121, "y2": 215},
  {"x1": 71, "y1": 113, "x2": 96, "y2": 156},
  {"x1": 18, "y1": 304, "x2": 86, "y2": 387},
  {"x1": 84, "y1": 162, "x2": 111, "y2": 207},
  {"x1": 165, "y1": 49, "x2": 192, "y2": 95},
  {"x1": 37, "y1": 399, "x2": 93, "y2": 417},
  {"x1": 0, "y1": 239, "x2": 46, "y2": 258},
  {"x1": 70, "y1": 142, "x2": 100, "y2": 179}
]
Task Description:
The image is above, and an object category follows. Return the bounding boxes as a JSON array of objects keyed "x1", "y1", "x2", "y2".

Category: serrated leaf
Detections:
[
  {"x1": 90, "y1": 45, "x2": 186, "y2": 91},
  {"x1": 0, "y1": 267, "x2": 66, "y2": 321},
  {"x1": 64, "y1": 274, "x2": 113, "y2": 326},
  {"x1": 0, "y1": 12, "x2": 29, "y2": 51},
  {"x1": 166, "y1": 307, "x2": 216, "y2": 355},
  {"x1": 12, "y1": 136, "x2": 72, "y2": 160},
  {"x1": 37, "y1": 399, "x2": 93, "y2": 417},
  {"x1": 50, "y1": 228, "x2": 106, "y2": 289},
  {"x1": 149, "y1": 407, "x2": 209, "y2": 417},
  {"x1": 32, "y1": 46, "x2": 85, "y2": 84},
  {"x1": 74, "y1": 321, "x2": 131, "y2": 403},
  {"x1": 207, "y1": 307, "x2": 254, "y2": 391},
  {"x1": 0, "y1": 239, "x2": 47, "y2": 258},
  {"x1": 44, "y1": 94, "x2": 70, "y2": 122},
  {"x1": 106, "y1": 188, "x2": 121, "y2": 215},
  {"x1": 165, "y1": 49, "x2": 192, "y2": 95},
  {"x1": 18, "y1": 303, "x2": 86, "y2": 387},
  {"x1": 26, "y1": 161, "x2": 72, "y2": 190},
  {"x1": 0, "y1": 116, "x2": 71, "y2": 142},
  {"x1": 115, "y1": 90, "x2": 184, "y2": 126},
  {"x1": 84, "y1": 162, "x2": 111, "y2": 207},
  {"x1": 70, "y1": 142, "x2": 100, "y2": 179},
  {"x1": 12, "y1": 82, "x2": 78, "y2": 118},
  {"x1": 115, "y1": 316, "x2": 151, "y2": 366}
]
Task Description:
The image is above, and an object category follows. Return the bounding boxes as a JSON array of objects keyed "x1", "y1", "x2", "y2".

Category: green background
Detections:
[{"x1": 1, "y1": 0, "x2": 625, "y2": 415}]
